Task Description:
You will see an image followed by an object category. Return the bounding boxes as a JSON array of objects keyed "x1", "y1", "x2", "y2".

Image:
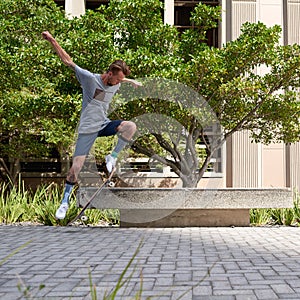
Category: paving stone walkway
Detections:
[{"x1": 0, "y1": 226, "x2": 300, "y2": 299}]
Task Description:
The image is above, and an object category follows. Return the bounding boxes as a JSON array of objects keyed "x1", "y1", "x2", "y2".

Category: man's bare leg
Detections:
[
  {"x1": 66, "y1": 155, "x2": 86, "y2": 183},
  {"x1": 105, "y1": 121, "x2": 137, "y2": 173},
  {"x1": 56, "y1": 155, "x2": 86, "y2": 219}
]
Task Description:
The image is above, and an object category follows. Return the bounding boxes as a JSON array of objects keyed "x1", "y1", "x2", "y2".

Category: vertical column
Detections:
[
  {"x1": 226, "y1": 0, "x2": 258, "y2": 188},
  {"x1": 286, "y1": 0, "x2": 300, "y2": 192},
  {"x1": 232, "y1": 131, "x2": 259, "y2": 187},
  {"x1": 289, "y1": 144, "x2": 300, "y2": 192},
  {"x1": 231, "y1": 0, "x2": 256, "y2": 39},
  {"x1": 65, "y1": 0, "x2": 85, "y2": 19},
  {"x1": 164, "y1": 0, "x2": 174, "y2": 25},
  {"x1": 226, "y1": 136, "x2": 233, "y2": 187},
  {"x1": 287, "y1": 0, "x2": 300, "y2": 43}
]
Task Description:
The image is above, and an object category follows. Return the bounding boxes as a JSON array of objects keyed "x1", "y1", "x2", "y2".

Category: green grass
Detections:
[
  {"x1": 0, "y1": 180, "x2": 119, "y2": 226},
  {"x1": 250, "y1": 192, "x2": 300, "y2": 226}
]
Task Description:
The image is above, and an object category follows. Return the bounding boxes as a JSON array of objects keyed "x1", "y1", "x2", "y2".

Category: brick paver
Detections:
[{"x1": 0, "y1": 226, "x2": 300, "y2": 299}]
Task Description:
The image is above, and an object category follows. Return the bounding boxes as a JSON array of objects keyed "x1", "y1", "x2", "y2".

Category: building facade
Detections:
[
  {"x1": 224, "y1": 0, "x2": 300, "y2": 191},
  {"x1": 54, "y1": 0, "x2": 300, "y2": 191}
]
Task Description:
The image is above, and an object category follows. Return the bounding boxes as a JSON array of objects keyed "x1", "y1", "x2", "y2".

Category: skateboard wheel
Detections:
[
  {"x1": 108, "y1": 181, "x2": 115, "y2": 187},
  {"x1": 81, "y1": 215, "x2": 88, "y2": 222}
]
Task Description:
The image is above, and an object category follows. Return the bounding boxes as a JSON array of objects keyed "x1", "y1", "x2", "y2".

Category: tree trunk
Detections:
[
  {"x1": 9, "y1": 158, "x2": 21, "y2": 184},
  {"x1": 181, "y1": 176, "x2": 199, "y2": 188}
]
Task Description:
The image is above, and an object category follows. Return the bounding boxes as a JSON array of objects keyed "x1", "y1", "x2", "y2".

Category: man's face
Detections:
[{"x1": 107, "y1": 70, "x2": 125, "y2": 86}]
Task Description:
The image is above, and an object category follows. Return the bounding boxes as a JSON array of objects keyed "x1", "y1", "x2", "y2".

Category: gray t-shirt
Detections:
[{"x1": 75, "y1": 65, "x2": 120, "y2": 134}]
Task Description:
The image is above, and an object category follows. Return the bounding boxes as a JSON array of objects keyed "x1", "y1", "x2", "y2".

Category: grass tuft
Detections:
[{"x1": 0, "y1": 180, "x2": 119, "y2": 226}]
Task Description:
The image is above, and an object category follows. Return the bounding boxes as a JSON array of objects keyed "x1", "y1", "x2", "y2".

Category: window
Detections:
[{"x1": 174, "y1": 0, "x2": 220, "y2": 47}]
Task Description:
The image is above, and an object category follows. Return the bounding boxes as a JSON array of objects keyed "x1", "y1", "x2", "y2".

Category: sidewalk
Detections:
[{"x1": 0, "y1": 225, "x2": 300, "y2": 299}]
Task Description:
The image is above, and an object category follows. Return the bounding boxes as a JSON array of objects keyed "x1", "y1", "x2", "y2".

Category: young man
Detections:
[{"x1": 42, "y1": 31, "x2": 140, "y2": 219}]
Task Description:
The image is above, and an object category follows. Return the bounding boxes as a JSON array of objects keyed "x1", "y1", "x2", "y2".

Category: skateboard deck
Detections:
[{"x1": 67, "y1": 168, "x2": 116, "y2": 225}]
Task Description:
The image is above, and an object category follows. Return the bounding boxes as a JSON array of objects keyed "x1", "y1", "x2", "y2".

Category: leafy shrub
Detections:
[{"x1": 0, "y1": 181, "x2": 119, "y2": 226}]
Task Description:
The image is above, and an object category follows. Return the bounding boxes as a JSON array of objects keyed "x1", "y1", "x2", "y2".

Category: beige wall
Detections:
[
  {"x1": 226, "y1": 0, "x2": 300, "y2": 191},
  {"x1": 262, "y1": 143, "x2": 286, "y2": 187},
  {"x1": 65, "y1": 0, "x2": 85, "y2": 18},
  {"x1": 164, "y1": 0, "x2": 174, "y2": 25}
]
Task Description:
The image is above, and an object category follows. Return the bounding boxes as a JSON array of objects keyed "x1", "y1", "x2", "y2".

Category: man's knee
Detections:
[
  {"x1": 118, "y1": 121, "x2": 137, "y2": 137},
  {"x1": 126, "y1": 121, "x2": 137, "y2": 133}
]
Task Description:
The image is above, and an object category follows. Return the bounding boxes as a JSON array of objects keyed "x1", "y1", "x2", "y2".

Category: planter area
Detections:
[{"x1": 77, "y1": 188, "x2": 294, "y2": 227}]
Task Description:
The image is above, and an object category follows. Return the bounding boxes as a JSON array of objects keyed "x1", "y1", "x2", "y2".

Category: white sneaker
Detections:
[
  {"x1": 105, "y1": 154, "x2": 116, "y2": 173},
  {"x1": 55, "y1": 203, "x2": 69, "y2": 220}
]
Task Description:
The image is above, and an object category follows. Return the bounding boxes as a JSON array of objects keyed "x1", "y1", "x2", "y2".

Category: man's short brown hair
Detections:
[{"x1": 108, "y1": 60, "x2": 130, "y2": 76}]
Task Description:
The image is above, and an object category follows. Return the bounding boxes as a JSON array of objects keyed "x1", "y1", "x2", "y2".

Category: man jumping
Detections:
[{"x1": 42, "y1": 31, "x2": 140, "y2": 219}]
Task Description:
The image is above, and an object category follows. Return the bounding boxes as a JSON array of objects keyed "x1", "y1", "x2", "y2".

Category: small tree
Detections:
[
  {"x1": 106, "y1": 1, "x2": 300, "y2": 187},
  {"x1": 0, "y1": 0, "x2": 299, "y2": 187},
  {"x1": 0, "y1": 0, "x2": 76, "y2": 179}
]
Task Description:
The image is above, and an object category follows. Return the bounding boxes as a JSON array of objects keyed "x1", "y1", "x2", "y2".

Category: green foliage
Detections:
[
  {"x1": 1, "y1": 86, "x2": 81, "y2": 159},
  {"x1": 104, "y1": 0, "x2": 181, "y2": 79},
  {"x1": 294, "y1": 194, "x2": 300, "y2": 222},
  {"x1": 0, "y1": 181, "x2": 119, "y2": 226},
  {"x1": 0, "y1": 179, "x2": 29, "y2": 224},
  {"x1": 180, "y1": 3, "x2": 222, "y2": 61},
  {"x1": 60, "y1": 9, "x2": 117, "y2": 74},
  {"x1": 251, "y1": 208, "x2": 296, "y2": 226},
  {"x1": 250, "y1": 209, "x2": 272, "y2": 225},
  {"x1": 250, "y1": 193, "x2": 300, "y2": 226},
  {"x1": 30, "y1": 184, "x2": 77, "y2": 226},
  {"x1": 0, "y1": 0, "x2": 65, "y2": 91},
  {"x1": 0, "y1": 0, "x2": 81, "y2": 171},
  {"x1": 85, "y1": 208, "x2": 119, "y2": 226},
  {"x1": 106, "y1": 0, "x2": 174, "y2": 53},
  {"x1": 183, "y1": 21, "x2": 300, "y2": 146},
  {"x1": 0, "y1": 0, "x2": 299, "y2": 188}
]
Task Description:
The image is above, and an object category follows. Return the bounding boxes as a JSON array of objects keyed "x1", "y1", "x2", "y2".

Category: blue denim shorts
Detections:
[{"x1": 74, "y1": 120, "x2": 123, "y2": 157}]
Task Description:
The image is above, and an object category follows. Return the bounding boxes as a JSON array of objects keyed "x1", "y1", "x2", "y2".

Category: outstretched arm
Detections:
[
  {"x1": 121, "y1": 78, "x2": 143, "y2": 88},
  {"x1": 42, "y1": 31, "x2": 76, "y2": 70}
]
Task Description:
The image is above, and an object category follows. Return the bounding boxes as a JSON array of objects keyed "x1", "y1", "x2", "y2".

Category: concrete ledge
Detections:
[
  {"x1": 77, "y1": 188, "x2": 293, "y2": 209},
  {"x1": 77, "y1": 188, "x2": 293, "y2": 227}
]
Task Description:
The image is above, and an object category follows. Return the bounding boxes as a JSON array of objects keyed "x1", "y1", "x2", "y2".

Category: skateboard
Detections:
[{"x1": 67, "y1": 168, "x2": 116, "y2": 226}]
